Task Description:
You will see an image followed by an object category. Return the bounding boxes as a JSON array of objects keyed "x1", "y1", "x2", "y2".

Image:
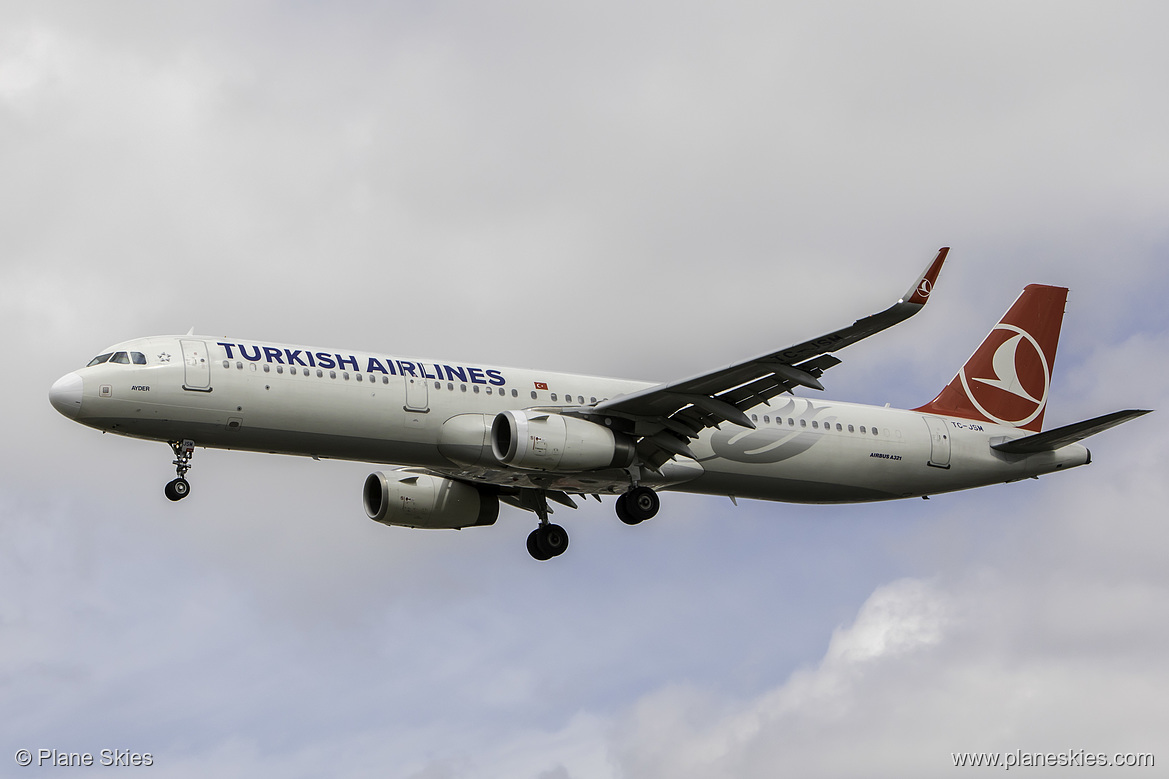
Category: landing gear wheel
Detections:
[
  {"x1": 527, "y1": 529, "x2": 552, "y2": 561},
  {"x1": 527, "y1": 524, "x2": 569, "y2": 560},
  {"x1": 615, "y1": 492, "x2": 640, "y2": 525},
  {"x1": 165, "y1": 478, "x2": 190, "y2": 502},
  {"x1": 624, "y1": 486, "x2": 659, "y2": 523}
]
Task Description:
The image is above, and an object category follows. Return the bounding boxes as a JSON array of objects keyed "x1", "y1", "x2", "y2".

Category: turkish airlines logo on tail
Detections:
[
  {"x1": 917, "y1": 278, "x2": 932, "y2": 298},
  {"x1": 958, "y1": 323, "x2": 1050, "y2": 427}
]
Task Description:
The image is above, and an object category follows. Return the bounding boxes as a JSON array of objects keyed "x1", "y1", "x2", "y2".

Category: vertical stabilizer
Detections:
[{"x1": 914, "y1": 284, "x2": 1068, "y2": 432}]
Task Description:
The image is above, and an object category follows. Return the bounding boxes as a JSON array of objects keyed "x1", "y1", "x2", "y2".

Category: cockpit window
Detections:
[
  {"x1": 87, "y1": 353, "x2": 113, "y2": 366},
  {"x1": 111, "y1": 352, "x2": 130, "y2": 364},
  {"x1": 131, "y1": 352, "x2": 147, "y2": 365}
]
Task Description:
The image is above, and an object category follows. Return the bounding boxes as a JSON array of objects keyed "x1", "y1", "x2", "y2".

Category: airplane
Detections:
[{"x1": 48, "y1": 248, "x2": 1150, "y2": 560}]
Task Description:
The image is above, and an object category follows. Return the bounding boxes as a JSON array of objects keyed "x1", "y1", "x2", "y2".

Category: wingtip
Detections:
[{"x1": 901, "y1": 247, "x2": 949, "y2": 306}]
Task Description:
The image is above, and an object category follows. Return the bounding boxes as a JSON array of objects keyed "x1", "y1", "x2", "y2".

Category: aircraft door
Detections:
[
  {"x1": 181, "y1": 339, "x2": 212, "y2": 392},
  {"x1": 404, "y1": 375, "x2": 429, "y2": 412},
  {"x1": 923, "y1": 415, "x2": 950, "y2": 468}
]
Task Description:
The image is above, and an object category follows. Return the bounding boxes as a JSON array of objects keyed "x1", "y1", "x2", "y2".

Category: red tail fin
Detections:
[{"x1": 914, "y1": 284, "x2": 1068, "y2": 432}]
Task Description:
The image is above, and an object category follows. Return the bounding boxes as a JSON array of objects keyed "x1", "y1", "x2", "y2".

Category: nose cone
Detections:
[{"x1": 49, "y1": 372, "x2": 84, "y2": 419}]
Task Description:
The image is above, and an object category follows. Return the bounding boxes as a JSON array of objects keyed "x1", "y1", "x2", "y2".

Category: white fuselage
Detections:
[{"x1": 51, "y1": 335, "x2": 1090, "y2": 504}]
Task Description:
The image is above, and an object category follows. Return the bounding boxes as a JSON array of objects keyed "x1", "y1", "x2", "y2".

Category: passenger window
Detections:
[
  {"x1": 751, "y1": 414, "x2": 758, "y2": 422},
  {"x1": 275, "y1": 365, "x2": 282, "y2": 374},
  {"x1": 578, "y1": 396, "x2": 584, "y2": 404},
  {"x1": 590, "y1": 397, "x2": 597, "y2": 404},
  {"x1": 330, "y1": 371, "x2": 336, "y2": 379},
  {"x1": 236, "y1": 362, "x2": 243, "y2": 370},
  {"x1": 382, "y1": 376, "x2": 388, "y2": 384},
  {"x1": 343, "y1": 372, "x2": 350, "y2": 380},
  {"x1": 250, "y1": 363, "x2": 258, "y2": 372},
  {"x1": 763, "y1": 416, "x2": 770, "y2": 424},
  {"x1": 860, "y1": 426, "x2": 866, "y2": 433},
  {"x1": 87, "y1": 353, "x2": 113, "y2": 366},
  {"x1": 512, "y1": 389, "x2": 519, "y2": 398},
  {"x1": 263, "y1": 364, "x2": 270, "y2": 373},
  {"x1": 222, "y1": 360, "x2": 230, "y2": 369},
  {"x1": 131, "y1": 352, "x2": 146, "y2": 365},
  {"x1": 788, "y1": 418, "x2": 794, "y2": 426},
  {"x1": 448, "y1": 383, "x2": 454, "y2": 391},
  {"x1": 111, "y1": 352, "x2": 130, "y2": 364},
  {"x1": 531, "y1": 391, "x2": 538, "y2": 400},
  {"x1": 873, "y1": 428, "x2": 879, "y2": 436},
  {"x1": 317, "y1": 369, "x2": 323, "y2": 378},
  {"x1": 486, "y1": 386, "x2": 493, "y2": 395},
  {"x1": 460, "y1": 384, "x2": 467, "y2": 392},
  {"x1": 473, "y1": 385, "x2": 480, "y2": 393},
  {"x1": 800, "y1": 419, "x2": 807, "y2": 428},
  {"x1": 812, "y1": 421, "x2": 818, "y2": 429},
  {"x1": 848, "y1": 424, "x2": 854, "y2": 433},
  {"x1": 551, "y1": 393, "x2": 558, "y2": 401},
  {"x1": 836, "y1": 423, "x2": 842, "y2": 431}
]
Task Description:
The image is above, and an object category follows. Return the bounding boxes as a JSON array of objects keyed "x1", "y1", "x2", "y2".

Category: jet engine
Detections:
[
  {"x1": 363, "y1": 470, "x2": 498, "y2": 529},
  {"x1": 490, "y1": 409, "x2": 636, "y2": 471}
]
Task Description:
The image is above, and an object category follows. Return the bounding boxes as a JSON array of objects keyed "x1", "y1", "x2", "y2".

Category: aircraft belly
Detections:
[{"x1": 685, "y1": 471, "x2": 901, "y2": 503}]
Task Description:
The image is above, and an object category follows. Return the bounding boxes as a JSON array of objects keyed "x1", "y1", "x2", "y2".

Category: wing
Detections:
[{"x1": 585, "y1": 248, "x2": 949, "y2": 468}]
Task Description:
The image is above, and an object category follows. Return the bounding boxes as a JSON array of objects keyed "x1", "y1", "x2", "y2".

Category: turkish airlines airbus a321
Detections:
[{"x1": 48, "y1": 249, "x2": 1149, "y2": 560}]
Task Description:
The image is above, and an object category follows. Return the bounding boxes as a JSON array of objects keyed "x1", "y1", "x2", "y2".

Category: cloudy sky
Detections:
[{"x1": 3, "y1": 2, "x2": 1168, "y2": 776}]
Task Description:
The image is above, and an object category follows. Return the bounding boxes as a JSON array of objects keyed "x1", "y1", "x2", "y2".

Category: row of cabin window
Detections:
[
  {"x1": 750, "y1": 412, "x2": 881, "y2": 436},
  {"x1": 222, "y1": 360, "x2": 602, "y2": 402},
  {"x1": 225, "y1": 359, "x2": 393, "y2": 383},
  {"x1": 428, "y1": 383, "x2": 604, "y2": 403}
]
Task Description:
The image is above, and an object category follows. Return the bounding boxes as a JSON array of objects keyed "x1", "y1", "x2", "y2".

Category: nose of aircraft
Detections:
[{"x1": 49, "y1": 372, "x2": 84, "y2": 419}]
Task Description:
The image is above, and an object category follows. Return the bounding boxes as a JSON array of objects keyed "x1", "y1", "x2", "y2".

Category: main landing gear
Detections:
[
  {"x1": 524, "y1": 491, "x2": 569, "y2": 561},
  {"x1": 615, "y1": 485, "x2": 660, "y2": 525},
  {"x1": 521, "y1": 485, "x2": 661, "y2": 561},
  {"x1": 165, "y1": 439, "x2": 195, "y2": 502},
  {"x1": 527, "y1": 523, "x2": 569, "y2": 561}
]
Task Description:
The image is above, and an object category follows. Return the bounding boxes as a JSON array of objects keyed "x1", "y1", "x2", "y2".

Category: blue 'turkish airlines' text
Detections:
[{"x1": 216, "y1": 342, "x2": 506, "y2": 386}]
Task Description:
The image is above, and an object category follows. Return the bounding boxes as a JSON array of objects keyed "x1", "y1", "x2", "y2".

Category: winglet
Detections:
[{"x1": 900, "y1": 247, "x2": 949, "y2": 306}]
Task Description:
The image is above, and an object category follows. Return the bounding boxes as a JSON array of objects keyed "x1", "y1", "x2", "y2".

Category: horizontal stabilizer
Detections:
[{"x1": 991, "y1": 409, "x2": 1152, "y2": 454}]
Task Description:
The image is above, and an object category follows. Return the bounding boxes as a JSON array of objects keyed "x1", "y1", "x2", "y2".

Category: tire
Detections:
[
  {"x1": 165, "y1": 478, "x2": 190, "y2": 502},
  {"x1": 626, "y1": 486, "x2": 659, "y2": 522},
  {"x1": 615, "y1": 493, "x2": 641, "y2": 525},
  {"x1": 537, "y1": 523, "x2": 569, "y2": 557},
  {"x1": 527, "y1": 529, "x2": 553, "y2": 561}
]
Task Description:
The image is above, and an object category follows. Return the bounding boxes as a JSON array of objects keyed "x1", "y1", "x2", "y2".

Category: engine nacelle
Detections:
[
  {"x1": 490, "y1": 410, "x2": 636, "y2": 471},
  {"x1": 363, "y1": 470, "x2": 498, "y2": 529}
]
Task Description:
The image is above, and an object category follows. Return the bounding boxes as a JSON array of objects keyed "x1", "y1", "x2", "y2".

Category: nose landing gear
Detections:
[{"x1": 165, "y1": 439, "x2": 195, "y2": 501}]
